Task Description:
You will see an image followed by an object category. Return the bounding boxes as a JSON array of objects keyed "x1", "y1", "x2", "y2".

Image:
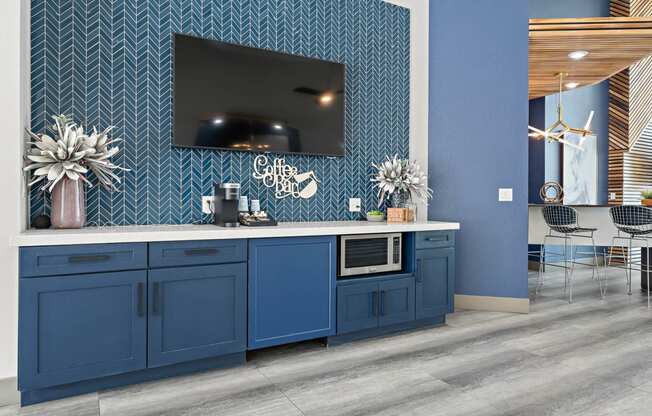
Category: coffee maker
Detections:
[{"x1": 214, "y1": 183, "x2": 241, "y2": 227}]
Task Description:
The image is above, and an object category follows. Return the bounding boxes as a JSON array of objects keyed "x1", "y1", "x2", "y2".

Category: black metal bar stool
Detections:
[
  {"x1": 538, "y1": 205, "x2": 604, "y2": 303},
  {"x1": 606, "y1": 205, "x2": 652, "y2": 308}
]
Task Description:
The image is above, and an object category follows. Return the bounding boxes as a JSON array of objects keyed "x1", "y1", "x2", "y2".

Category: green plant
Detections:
[
  {"x1": 367, "y1": 210, "x2": 384, "y2": 216},
  {"x1": 642, "y1": 189, "x2": 652, "y2": 200}
]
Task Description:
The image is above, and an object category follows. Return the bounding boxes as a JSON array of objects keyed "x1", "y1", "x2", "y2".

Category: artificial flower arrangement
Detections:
[
  {"x1": 24, "y1": 115, "x2": 127, "y2": 228},
  {"x1": 25, "y1": 115, "x2": 126, "y2": 191},
  {"x1": 371, "y1": 154, "x2": 433, "y2": 207}
]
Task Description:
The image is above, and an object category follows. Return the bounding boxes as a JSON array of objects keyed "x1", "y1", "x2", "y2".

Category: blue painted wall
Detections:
[
  {"x1": 428, "y1": 0, "x2": 529, "y2": 299},
  {"x1": 528, "y1": 0, "x2": 611, "y2": 205},
  {"x1": 29, "y1": 0, "x2": 410, "y2": 225},
  {"x1": 529, "y1": 98, "x2": 546, "y2": 202}
]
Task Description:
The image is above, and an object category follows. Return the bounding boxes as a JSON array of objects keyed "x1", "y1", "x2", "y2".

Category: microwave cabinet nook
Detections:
[{"x1": 17, "y1": 229, "x2": 456, "y2": 405}]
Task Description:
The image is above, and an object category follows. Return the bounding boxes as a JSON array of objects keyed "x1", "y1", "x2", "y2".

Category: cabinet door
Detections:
[
  {"x1": 379, "y1": 277, "x2": 415, "y2": 327},
  {"x1": 248, "y1": 236, "x2": 337, "y2": 349},
  {"x1": 19, "y1": 271, "x2": 147, "y2": 390},
  {"x1": 148, "y1": 264, "x2": 246, "y2": 368},
  {"x1": 337, "y1": 282, "x2": 379, "y2": 334},
  {"x1": 416, "y1": 248, "x2": 455, "y2": 319}
]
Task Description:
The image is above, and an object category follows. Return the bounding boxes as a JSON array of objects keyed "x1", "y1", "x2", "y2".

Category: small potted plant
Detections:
[
  {"x1": 642, "y1": 189, "x2": 652, "y2": 206},
  {"x1": 371, "y1": 155, "x2": 432, "y2": 223},
  {"x1": 366, "y1": 210, "x2": 385, "y2": 222},
  {"x1": 24, "y1": 115, "x2": 128, "y2": 229}
]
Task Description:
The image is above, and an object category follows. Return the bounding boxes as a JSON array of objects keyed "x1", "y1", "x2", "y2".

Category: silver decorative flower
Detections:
[
  {"x1": 371, "y1": 155, "x2": 433, "y2": 207},
  {"x1": 24, "y1": 115, "x2": 128, "y2": 192}
]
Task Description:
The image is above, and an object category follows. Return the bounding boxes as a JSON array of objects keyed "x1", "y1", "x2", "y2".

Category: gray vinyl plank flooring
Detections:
[
  {"x1": 3, "y1": 265, "x2": 652, "y2": 415},
  {"x1": 0, "y1": 393, "x2": 99, "y2": 416}
]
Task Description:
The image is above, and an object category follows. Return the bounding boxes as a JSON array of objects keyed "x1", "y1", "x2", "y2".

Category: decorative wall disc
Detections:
[
  {"x1": 253, "y1": 155, "x2": 320, "y2": 199},
  {"x1": 540, "y1": 181, "x2": 564, "y2": 204}
]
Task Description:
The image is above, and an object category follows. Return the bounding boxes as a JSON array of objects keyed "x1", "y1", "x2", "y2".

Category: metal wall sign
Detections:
[{"x1": 253, "y1": 155, "x2": 320, "y2": 199}]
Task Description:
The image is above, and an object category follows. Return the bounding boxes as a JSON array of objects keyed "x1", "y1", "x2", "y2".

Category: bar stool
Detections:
[
  {"x1": 538, "y1": 205, "x2": 604, "y2": 303},
  {"x1": 607, "y1": 205, "x2": 652, "y2": 308}
]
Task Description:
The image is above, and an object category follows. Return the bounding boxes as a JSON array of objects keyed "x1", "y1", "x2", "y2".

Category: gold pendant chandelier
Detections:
[{"x1": 528, "y1": 73, "x2": 594, "y2": 151}]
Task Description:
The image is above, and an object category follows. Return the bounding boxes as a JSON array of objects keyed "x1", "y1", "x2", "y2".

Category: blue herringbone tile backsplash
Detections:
[{"x1": 29, "y1": 0, "x2": 410, "y2": 225}]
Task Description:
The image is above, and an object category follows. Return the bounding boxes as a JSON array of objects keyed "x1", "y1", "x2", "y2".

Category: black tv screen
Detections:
[{"x1": 173, "y1": 34, "x2": 345, "y2": 157}]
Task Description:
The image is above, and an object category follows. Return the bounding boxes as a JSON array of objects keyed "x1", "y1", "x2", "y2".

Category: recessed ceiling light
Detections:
[
  {"x1": 213, "y1": 118, "x2": 224, "y2": 125},
  {"x1": 273, "y1": 124, "x2": 283, "y2": 130},
  {"x1": 566, "y1": 82, "x2": 580, "y2": 89},
  {"x1": 568, "y1": 50, "x2": 589, "y2": 60}
]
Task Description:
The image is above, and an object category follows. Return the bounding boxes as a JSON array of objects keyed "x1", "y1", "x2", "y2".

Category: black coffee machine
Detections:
[{"x1": 214, "y1": 183, "x2": 241, "y2": 227}]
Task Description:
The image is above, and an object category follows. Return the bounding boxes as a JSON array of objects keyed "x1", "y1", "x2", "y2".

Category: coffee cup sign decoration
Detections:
[{"x1": 253, "y1": 155, "x2": 320, "y2": 199}]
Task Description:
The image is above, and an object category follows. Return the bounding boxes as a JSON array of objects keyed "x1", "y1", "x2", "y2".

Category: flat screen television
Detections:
[{"x1": 173, "y1": 34, "x2": 345, "y2": 157}]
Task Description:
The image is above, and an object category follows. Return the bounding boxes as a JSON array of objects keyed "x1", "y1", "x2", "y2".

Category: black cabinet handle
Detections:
[
  {"x1": 137, "y1": 282, "x2": 145, "y2": 317},
  {"x1": 380, "y1": 290, "x2": 385, "y2": 316},
  {"x1": 153, "y1": 282, "x2": 161, "y2": 315},
  {"x1": 416, "y1": 259, "x2": 423, "y2": 283},
  {"x1": 68, "y1": 254, "x2": 111, "y2": 264},
  {"x1": 372, "y1": 291, "x2": 378, "y2": 317},
  {"x1": 184, "y1": 248, "x2": 218, "y2": 256}
]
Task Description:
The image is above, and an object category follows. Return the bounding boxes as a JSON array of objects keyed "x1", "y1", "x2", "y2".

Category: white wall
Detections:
[
  {"x1": 0, "y1": 0, "x2": 25, "y2": 385},
  {"x1": 384, "y1": 0, "x2": 430, "y2": 220}
]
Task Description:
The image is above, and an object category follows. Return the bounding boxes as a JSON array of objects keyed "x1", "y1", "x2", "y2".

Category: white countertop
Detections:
[{"x1": 12, "y1": 221, "x2": 460, "y2": 247}]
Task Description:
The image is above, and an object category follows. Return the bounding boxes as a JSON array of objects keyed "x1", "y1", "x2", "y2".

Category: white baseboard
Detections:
[
  {"x1": 455, "y1": 294, "x2": 530, "y2": 314},
  {"x1": 0, "y1": 377, "x2": 18, "y2": 407}
]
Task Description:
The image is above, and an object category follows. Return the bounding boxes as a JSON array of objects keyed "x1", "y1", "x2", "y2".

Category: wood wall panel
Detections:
[{"x1": 609, "y1": 0, "x2": 652, "y2": 205}]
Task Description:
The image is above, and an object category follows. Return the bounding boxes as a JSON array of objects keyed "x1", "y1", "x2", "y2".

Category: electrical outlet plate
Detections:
[
  {"x1": 349, "y1": 198, "x2": 362, "y2": 213},
  {"x1": 498, "y1": 188, "x2": 513, "y2": 202},
  {"x1": 202, "y1": 196, "x2": 214, "y2": 214}
]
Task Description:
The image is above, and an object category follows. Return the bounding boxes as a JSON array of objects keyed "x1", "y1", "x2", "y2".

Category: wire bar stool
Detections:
[
  {"x1": 606, "y1": 206, "x2": 652, "y2": 308},
  {"x1": 537, "y1": 205, "x2": 605, "y2": 303}
]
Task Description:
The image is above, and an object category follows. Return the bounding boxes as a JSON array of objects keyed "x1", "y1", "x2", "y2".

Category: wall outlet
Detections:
[
  {"x1": 498, "y1": 188, "x2": 513, "y2": 202},
  {"x1": 610, "y1": 192, "x2": 617, "y2": 201},
  {"x1": 349, "y1": 198, "x2": 362, "y2": 213},
  {"x1": 202, "y1": 196, "x2": 214, "y2": 214}
]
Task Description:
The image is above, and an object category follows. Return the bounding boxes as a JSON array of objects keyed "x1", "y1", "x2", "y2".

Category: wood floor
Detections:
[{"x1": 3, "y1": 265, "x2": 652, "y2": 416}]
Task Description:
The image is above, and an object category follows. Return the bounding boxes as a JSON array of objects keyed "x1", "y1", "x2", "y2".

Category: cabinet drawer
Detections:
[
  {"x1": 20, "y1": 243, "x2": 147, "y2": 277},
  {"x1": 416, "y1": 231, "x2": 455, "y2": 249},
  {"x1": 149, "y1": 240, "x2": 246, "y2": 268}
]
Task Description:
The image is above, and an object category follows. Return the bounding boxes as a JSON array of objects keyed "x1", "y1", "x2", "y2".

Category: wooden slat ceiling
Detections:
[{"x1": 529, "y1": 17, "x2": 652, "y2": 100}]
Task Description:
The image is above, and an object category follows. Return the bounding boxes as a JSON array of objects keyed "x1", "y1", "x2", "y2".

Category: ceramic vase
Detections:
[{"x1": 50, "y1": 177, "x2": 86, "y2": 229}]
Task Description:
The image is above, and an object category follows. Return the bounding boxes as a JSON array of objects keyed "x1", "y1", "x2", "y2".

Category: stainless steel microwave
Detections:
[{"x1": 339, "y1": 233, "x2": 402, "y2": 277}]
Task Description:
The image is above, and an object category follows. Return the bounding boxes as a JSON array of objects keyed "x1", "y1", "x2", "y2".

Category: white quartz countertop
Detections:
[{"x1": 12, "y1": 221, "x2": 460, "y2": 247}]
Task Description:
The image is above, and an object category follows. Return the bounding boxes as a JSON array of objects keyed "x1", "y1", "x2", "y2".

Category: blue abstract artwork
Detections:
[{"x1": 30, "y1": 0, "x2": 410, "y2": 225}]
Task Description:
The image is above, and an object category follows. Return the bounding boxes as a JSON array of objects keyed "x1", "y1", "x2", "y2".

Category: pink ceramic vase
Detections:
[{"x1": 50, "y1": 177, "x2": 86, "y2": 229}]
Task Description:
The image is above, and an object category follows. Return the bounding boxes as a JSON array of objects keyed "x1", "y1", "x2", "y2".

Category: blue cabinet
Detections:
[
  {"x1": 337, "y1": 281, "x2": 379, "y2": 334},
  {"x1": 416, "y1": 247, "x2": 455, "y2": 318},
  {"x1": 147, "y1": 264, "x2": 246, "y2": 368},
  {"x1": 149, "y1": 240, "x2": 246, "y2": 268},
  {"x1": 379, "y1": 277, "x2": 415, "y2": 327},
  {"x1": 337, "y1": 276, "x2": 415, "y2": 335},
  {"x1": 19, "y1": 271, "x2": 147, "y2": 390},
  {"x1": 20, "y1": 243, "x2": 147, "y2": 277},
  {"x1": 248, "y1": 236, "x2": 336, "y2": 349}
]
